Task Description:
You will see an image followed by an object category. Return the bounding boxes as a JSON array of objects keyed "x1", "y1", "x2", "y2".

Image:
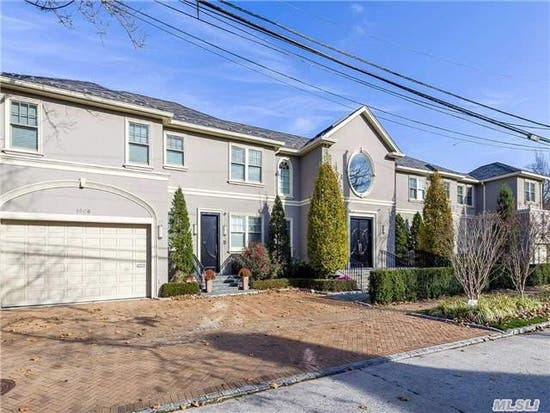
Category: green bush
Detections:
[
  {"x1": 288, "y1": 260, "x2": 317, "y2": 279},
  {"x1": 369, "y1": 267, "x2": 461, "y2": 304},
  {"x1": 159, "y1": 282, "x2": 200, "y2": 297},
  {"x1": 528, "y1": 263, "x2": 550, "y2": 286},
  {"x1": 289, "y1": 278, "x2": 358, "y2": 292},
  {"x1": 251, "y1": 278, "x2": 290, "y2": 290}
]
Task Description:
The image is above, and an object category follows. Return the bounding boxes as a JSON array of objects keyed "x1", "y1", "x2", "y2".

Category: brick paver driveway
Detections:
[{"x1": 1, "y1": 291, "x2": 487, "y2": 412}]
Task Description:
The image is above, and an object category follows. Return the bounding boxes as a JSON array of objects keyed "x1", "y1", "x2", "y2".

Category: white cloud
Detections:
[{"x1": 350, "y1": 3, "x2": 364, "y2": 14}]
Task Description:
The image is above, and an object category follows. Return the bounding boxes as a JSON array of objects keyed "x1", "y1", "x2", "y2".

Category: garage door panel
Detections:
[{"x1": 1, "y1": 220, "x2": 149, "y2": 307}]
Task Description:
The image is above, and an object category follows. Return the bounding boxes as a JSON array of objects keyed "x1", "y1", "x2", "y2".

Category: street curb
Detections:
[{"x1": 134, "y1": 322, "x2": 548, "y2": 413}]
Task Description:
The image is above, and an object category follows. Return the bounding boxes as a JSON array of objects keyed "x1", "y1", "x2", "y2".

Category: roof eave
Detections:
[
  {"x1": 396, "y1": 165, "x2": 479, "y2": 183},
  {"x1": 478, "y1": 170, "x2": 549, "y2": 183},
  {"x1": 167, "y1": 119, "x2": 285, "y2": 148},
  {"x1": 0, "y1": 76, "x2": 174, "y2": 119}
]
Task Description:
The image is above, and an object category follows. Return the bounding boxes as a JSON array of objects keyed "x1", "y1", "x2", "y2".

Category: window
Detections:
[
  {"x1": 348, "y1": 151, "x2": 374, "y2": 197},
  {"x1": 10, "y1": 101, "x2": 39, "y2": 151},
  {"x1": 408, "y1": 176, "x2": 425, "y2": 201},
  {"x1": 444, "y1": 181, "x2": 450, "y2": 199},
  {"x1": 230, "y1": 215, "x2": 263, "y2": 250},
  {"x1": 128, "y1": 122, "x2": 149, "y2": 165},
  {"x1": 230, "y1": 145, "x2": 262, "y2": 183},
  {"x1": 457, "y1": 185, "x2": 464, "y2": 204},
  {"x1": 525, "y1": 181, "x2": 536, "y2": 203},
  {"x1": 165, "y1": 134, "x2": 185, "y2": 167},
  {"x1": 465, "y1": 186, "x2": 473, "y2": 206},
  {"x1": 457, "y1": 185, "x2": 473, "y2": 206},
  {"x1": 278, "y1": 159, "x2": 292, "y2": 196}
]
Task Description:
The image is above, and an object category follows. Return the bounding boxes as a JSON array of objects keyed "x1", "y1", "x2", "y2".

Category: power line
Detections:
[
  {"x1": 114, "y1": 1, "x2": 549, "y2": 152},
  {"x1": 276, "y1": 0, "x2": 550, "y2": 85},
  {"x1": 207, "y1": 0, "x2": 550, "y2": 133},
  {"x1": 172, "y1": 0, "x2": 531, "y2": 143}
]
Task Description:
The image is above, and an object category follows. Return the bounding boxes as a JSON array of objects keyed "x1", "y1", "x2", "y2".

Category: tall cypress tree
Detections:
[
  {"x1": 408, "y1": 212, "x2": 423, "y2": 253},
  {"x1": 307, "y1": 161, "x2": 348, "y2": 277},
  {"x1": 496, "y1": 184, "x2": 515, "y2": 222},
  {"x1": 419, "y1": 171, "x2": 454, "y2": 266},
  {"x1": 267, "y1": 195, "x2": 291, "y2": 273},
  {"x1": 168, "y1": 187, "x2": 194, "y2": 277},
  {"x1": 395, "y1": 213, "x2": 409, "y2": 260}
]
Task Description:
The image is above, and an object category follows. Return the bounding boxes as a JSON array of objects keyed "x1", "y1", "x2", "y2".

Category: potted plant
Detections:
[
  {"x1": 239, "y1": 268, "x2": 251, "y2": 290},
  {"x1": 204, "y1": 269, "x2": 216, "y2": 293}
]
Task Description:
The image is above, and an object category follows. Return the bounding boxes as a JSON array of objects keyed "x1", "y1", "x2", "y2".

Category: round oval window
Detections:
[{"x1": 348, "y1": 152, "x2": 373, "y2": 196}]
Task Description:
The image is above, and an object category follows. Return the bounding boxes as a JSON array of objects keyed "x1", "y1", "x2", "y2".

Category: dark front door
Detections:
[
  {"x1": 349, "y1": 217, "x2": 373, "y2": 267},
  {"x1": 200, "y1": 213, "x2": 219, "y2": 272}
]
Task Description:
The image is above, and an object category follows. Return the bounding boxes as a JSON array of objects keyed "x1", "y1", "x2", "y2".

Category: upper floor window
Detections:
[
  {"x1": 525, "y1": 181, "x2": 536, "y2": 202},
  {"x1": 230, "y1": 215, "x2": 262, "y2": 250},
  {"x1": 278, "y1": 159, "x2": 292, "y2": 196},
  {"x1": 165, "y1": 133, "x2": 185, "y2": 167},
  {"x1": 230, "y1": 145, "x2": 262, "y2": 183},
  {"x1": 127, "y1": 122, "x2": 149, "y2": 165},
  {"x1": 444, "y1": 181, "x2": 450, "y2": 199},
  {"x1": 457, "y1": 185, "x2": 473, "y2": 206},
  {"x1": 408, "y1": 176, "x2": 426, "y2": 201},
  {"x1": 10, "y1": 101, "x2": 39, "y2": 151}
]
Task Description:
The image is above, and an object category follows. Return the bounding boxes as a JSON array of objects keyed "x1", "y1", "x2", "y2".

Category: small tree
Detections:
[
  {"x1": 395, "y1": 213, "x2": 409, "y2": 261},
  {"x1": 168, "y1": 187, "x2": 194, "y2": 278},
  {"x1": 419, "y1": 171, "x2": 454, "y2": 266},
  {"x1": 408, "y1": 212, "x2": 423, "y2": 254},
  {"x1": 267, "y1": 195, "x2": 291, "y2": 274},
  {"x1": 507, "y1": 211, "x2": 548, "y2": 296},
  {"x1": 496, "y1": 184, "x2": 515, "y2": 222},
  {"x1": 307, "y1": 161, "x2": 348, "y2": 277},
  {"x1": 452, "y1": 213, "x2": 507, "y2": 303}
]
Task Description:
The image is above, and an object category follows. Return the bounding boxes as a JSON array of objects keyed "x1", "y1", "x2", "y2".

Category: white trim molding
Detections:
[{"x1": 0, "y1": 154, "x2": 169, "y2": 180}]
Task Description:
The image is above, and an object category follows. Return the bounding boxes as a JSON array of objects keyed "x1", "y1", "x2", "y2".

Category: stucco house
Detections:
[{"x1": 0, "y1": 73, "x2": 547, "y2": 307}]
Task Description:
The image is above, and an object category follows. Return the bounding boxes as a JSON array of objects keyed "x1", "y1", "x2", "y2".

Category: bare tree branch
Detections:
[
  {"x1": 528, "y1": 152, "x2": 550, "y2": 209},
  {"x1": 24, "y1": 0, "x2": 144, "y2": 48},
  {"x1": 451, "y1": 213, "x2": 507, "y2": 302},
  {"x1": 509, "y1": 210, "x2": 549, "y2": 295}
]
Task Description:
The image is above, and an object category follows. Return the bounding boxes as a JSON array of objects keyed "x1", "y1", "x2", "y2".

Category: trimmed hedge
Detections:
[
  {"x1": 289, "y1": 278, "x2": 358, "y2": 292},
  {"x1": 528, "y1": 263, "x2": 550, "y2": 286},
  {"x1": 251, "y1": 278, "x2": 290, "y2": 290},
  {"x1": 369, "y1": 267, "x2": 461, "y2": 304},
  {"x1": 250, "y1": 277, "x2": 358, "y2": 291},
  {"x1": 159, "y1": 282, "x2": 200, "y2": 297},
  {"x1": 490, "y1": 263, "x2": 550, "y2": 290}
]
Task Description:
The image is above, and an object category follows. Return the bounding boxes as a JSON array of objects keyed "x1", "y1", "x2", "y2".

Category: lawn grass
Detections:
[{"x1": 420, "y1": 293, "x2": 550, "y2": 330}]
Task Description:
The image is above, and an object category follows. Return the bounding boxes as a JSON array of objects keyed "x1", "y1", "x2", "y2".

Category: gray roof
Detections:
[
  {"x1": 1, "y1": 73, "x2": 311, "y2": 149},
  {"x1": 468, "y1": 162, "x2": 521, "y2": 180},
  {"x1": 396, "y1": 156, "x2": 472, "y2": 178}
]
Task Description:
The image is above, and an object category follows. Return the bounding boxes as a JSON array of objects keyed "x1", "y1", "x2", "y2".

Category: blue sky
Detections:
[{"x1": 1, "y1": 1, "x2": 549, "y2": 172}]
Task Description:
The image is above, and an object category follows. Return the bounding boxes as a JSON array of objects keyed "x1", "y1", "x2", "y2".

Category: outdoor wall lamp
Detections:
[{"x1": 158, "y1": 224, "x2": 164, "y2": 239}]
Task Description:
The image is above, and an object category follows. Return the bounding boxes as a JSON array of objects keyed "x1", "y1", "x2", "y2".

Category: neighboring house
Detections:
[{"x1": 0, "y1": 73, "x2": 547, "y2": 307}]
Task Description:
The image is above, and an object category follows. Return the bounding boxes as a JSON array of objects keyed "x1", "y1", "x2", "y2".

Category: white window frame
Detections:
[
  {"x1": 229, "y1": 213, "x2": 264, "y2": 252},
  {"x1": 277, "y1": 157, "x2": 293, "y2": 197},
  {"x1": 408, "y1": 176, "x2": 426, "y2": 201},
  {"x1": 286, "y1": 217, "x2": 294, "y2": 257},
  {"x1": 228, "y1": 143, "x2": 263, "y2": 185},
  {"x1": 163, "y1": 131, "x2": 187, "y2": 171},
  {"x1": 3, "y1": 97, "x2": 44, "y2": 156},
  {"x1": 124, "y1": 118, "x2": 152, "y2": 170},
  {"x1": 525, "y1": 180, "x2": 537, "y2": 203},
  {"x1": 457, "y1": 184, "x2": 474, "y2": 206},
  {"x1": 443, "y1": 180, "x2": 451, "y2": 200}
]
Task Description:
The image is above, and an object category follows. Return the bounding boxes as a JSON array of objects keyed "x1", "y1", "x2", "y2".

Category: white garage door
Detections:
[{"x1": 0, "y1": 220, "x2": 149, "y2": 307}]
